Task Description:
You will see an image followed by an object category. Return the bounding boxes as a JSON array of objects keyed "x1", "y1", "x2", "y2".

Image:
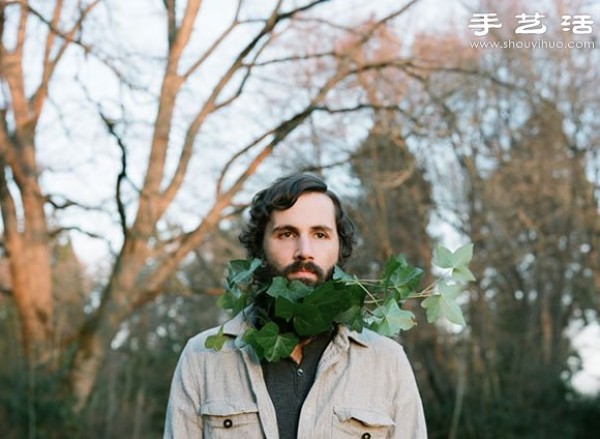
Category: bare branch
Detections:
[
  {"x1": 180, "y1": 1, "x2": 244, "y2": 81},
  {"x1": 0, "y1": 2, "x2": 29, "y2": 132},
  {"x1": 0, "y1": 155, "x2": 21, "y2": 248},
  {"x1": 212, "y1": 31, "x2": 273, "y2": 111},
  {"x1": 15, "y1": 0, "x2": 27, "y2": 57},
  {"x1": 301, "y1": 154, "x2": 359, "y2": 174},
  {"x1": 151, "y1": 0, "x2": 344, "y2": 225},
  {"x1": 98, "y1": 112, "x2": 128, "y2": 237},
  {"x1": 28, "y1": 1, "x2": 102, "y2": 122},
  {"x1": 163, "y1": 0, "x2": 176, "y2": 48},
  {"x1": 369, "y1": 0, "x2": 421, "y2": 37},
  {"x1": 151, "y1": 2, "x2": 282, "y2": 219},
  {"x1": 291, "y1": 15, "x2": 354, "y2": 33},
  {"x1": 215, "y1": 127, "x2": 280, "y2": 197},
  {"x1": 164, "y1": 0, "x2": 202, "y2": 70},
  {"x1": 278, "y1": 0, "x2": 331, "y2": 20},
  {"x1": 135, "y1": 2, "x2": 208, "y2": 225},
  {"x1": 244, "y1": 50, "x2": 335, "y2": 67},
  {"x1": 49, "y1": 225, "x2": 105, "y2": 241},
  {"x1": 38, "y1": 0, "x2": 64, "y2": 114},
  {"x1": 45, "y1": 195, "x2": 107, "y2": 213}
]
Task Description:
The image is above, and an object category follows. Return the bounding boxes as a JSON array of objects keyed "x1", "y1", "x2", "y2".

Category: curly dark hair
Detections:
[{"x1": 239, "y1": 173, "x2": 356, "y2": 267}]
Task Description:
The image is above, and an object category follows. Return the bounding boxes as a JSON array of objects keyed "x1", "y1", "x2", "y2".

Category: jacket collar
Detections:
[{"x1": 222, "y1": 307, "x2": 254, "y2": 337}]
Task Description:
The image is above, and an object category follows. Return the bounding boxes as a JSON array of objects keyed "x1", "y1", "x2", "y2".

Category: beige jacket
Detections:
[{"x1": 164, "y1": 311, "x2": 427, "y2": 438}]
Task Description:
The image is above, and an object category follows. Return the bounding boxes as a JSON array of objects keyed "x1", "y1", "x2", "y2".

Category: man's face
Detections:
[{"x1": 262, "y1": 192, "x2": 340, "y2": 286}]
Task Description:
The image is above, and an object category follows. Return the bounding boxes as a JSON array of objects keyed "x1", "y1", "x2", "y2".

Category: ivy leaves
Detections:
[
  {"x1": 421, "y1": 282, "x2": 465, "y2": 326},
  {"x1": 205, "y1": 243, "x2": 475, "y2": 362},
  {"x1": 421, "y1": 243, "x2": 474, "y2": 325},
  {"x1": 432, "y1": 243, "x2": 475, "y2": 282},
  {"x1": 216, "y1": 258, "x2": 262, "y2": 313},
  {"x1": 242, "y1": 323, "x2": 299, "y2": 362}
]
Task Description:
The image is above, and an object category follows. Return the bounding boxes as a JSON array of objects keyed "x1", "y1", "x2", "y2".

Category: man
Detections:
[{"x1": 164, "y1": 173, "x2": 427, "y2": 438}]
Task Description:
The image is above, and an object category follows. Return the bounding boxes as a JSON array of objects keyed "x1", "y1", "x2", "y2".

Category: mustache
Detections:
[{"x1": 282, "y1": 261, "x2": 325, "y2": 279}]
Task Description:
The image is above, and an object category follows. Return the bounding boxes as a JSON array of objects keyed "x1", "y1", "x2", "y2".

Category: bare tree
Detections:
[{"x1": 0, "y1": 0, "x2": 424, "y2": 412}]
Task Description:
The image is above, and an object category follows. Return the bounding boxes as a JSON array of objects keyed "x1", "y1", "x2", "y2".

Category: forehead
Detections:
[{"x1": 268, "y1": 192, "x2": 337, "y2": 229}]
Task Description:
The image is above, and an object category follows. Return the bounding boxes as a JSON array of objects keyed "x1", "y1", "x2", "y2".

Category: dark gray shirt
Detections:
[{"x1": 261, "y1": 330, "x2": 333, "y2": 439}]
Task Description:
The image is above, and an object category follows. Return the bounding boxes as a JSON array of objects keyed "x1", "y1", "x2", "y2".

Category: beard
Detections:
[
  {"x1": 256, "y1": 259, "x2": 333, "y2": 287},
  {"x1": 251, "y1": 259, "x2": 335, "y2": 331}
]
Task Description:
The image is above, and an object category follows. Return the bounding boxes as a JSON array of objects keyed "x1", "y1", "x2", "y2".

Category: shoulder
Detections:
[
  {"x1": 347, "y1": 325, "x2": 405, "y2": 349},
  {"x1": 184, "y1": 325, "x2": 227, "y2": 353},
  {"x1": 345, "y1": 326, "x2": 411, "y2": 362},
  {"x1": 182, "y1": 311, "x2": 251, "y2": 355}
]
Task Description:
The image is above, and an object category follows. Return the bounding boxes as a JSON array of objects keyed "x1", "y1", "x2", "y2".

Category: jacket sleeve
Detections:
[
  {"x1": 392, "y1": 345, "x2": 428, "y2": 439},
  {"x1": 163, "y1": 342, "x2": 203, "y2": 438}
]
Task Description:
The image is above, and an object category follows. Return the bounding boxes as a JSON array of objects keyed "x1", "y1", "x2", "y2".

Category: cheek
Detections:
[
  {"x1": 321, "y1": 242, "x2": 340, "y2": 265},
  {"x1": 263, "y1": 241, "x2": 292, "y2": 265}
]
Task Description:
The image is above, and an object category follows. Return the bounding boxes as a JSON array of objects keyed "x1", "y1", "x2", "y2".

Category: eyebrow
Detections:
[{"x1": 270, "y1": 225, "x2": 335, "y2": 234}]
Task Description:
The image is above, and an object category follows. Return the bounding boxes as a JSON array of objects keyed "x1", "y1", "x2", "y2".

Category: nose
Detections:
[{"x1": 294, "y1": 235, "x2": 314, "y2": 260}]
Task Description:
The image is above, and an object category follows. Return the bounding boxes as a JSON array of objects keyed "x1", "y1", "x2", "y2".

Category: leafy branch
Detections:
[{"x1": 206, "y1": 243, "x2": 475, "y2": 362}]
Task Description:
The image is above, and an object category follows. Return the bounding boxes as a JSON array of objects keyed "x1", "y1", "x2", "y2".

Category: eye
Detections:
[
  {"x1": 315, "y1": 232, "x2": 328, "y2": 239},
  {"x1": 278, "y1": 231, "x2": 294, "y2": 239}
]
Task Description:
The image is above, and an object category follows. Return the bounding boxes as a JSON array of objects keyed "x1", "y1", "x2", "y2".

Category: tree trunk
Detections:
[{"x1": 0, "y1": 136, "x2": 53, "y2": 364}]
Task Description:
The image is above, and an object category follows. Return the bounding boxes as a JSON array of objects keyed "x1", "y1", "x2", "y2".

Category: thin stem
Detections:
[{"x1": 356, "y1": 281, "x2": 382, "y2": 308}]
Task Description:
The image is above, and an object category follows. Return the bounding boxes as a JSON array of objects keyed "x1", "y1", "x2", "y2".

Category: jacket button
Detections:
[
  {"x1": 361, "y1": 433, "x2": 371, "y2": 439},
  {"x1": 223, "y1": 419, "x2": 233, "y2": 428}
]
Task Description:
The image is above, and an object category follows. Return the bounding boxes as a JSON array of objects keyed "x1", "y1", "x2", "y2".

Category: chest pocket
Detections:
[
  {"x1": 333, "y1": 406, "x2": 395, "y2": 439},
  {"x1": 201, "y1": 400, "x2": 263, "y2": 439}
]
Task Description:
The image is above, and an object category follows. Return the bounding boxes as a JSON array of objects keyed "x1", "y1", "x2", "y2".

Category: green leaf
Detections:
[
  {"x1": 266, "y1": 277, "x2": 312, "y2": 302},
  {"x1": 217, "y1": 290, "x2": 246, "y2": 313},
  {"x1": 438, "y1": 281, "x2": 462, "y2": 300},
  {"x1": 275, "y1": 281, "x2": 365, "y2": 337},
  {"x1": 451, "y1": 266, "x2": 476, "y2": 283},
  {"x1": 304, "y1": 282, "x2": 364, "y2": 322},
  {"x1": 453, "y1": 243, "x2": 473, "y2": 266},
  {"x1": 205, "y1": 326, "x2": 227, "y2": 351},
  {"x1": 421, "y1": 294, "x2": 466, "y2": 326},
  {"x1": 371, "y1": 299, "x2": 416, "y2": 336},
  {"x1": 274, "y1": 296, "x2": 302, "y2": 321},
  {"x1": 432, "y1": 245, "x2": 455, "y2": 269},
  {"x1": 391, "y1": 264, "x2": 423, "y2": 289},
  {"x1": 292, "y1": 304, "x2": 331, "y2": 336},
  {"x1": 242, "y1": 327, "x2": 263, "y2": 358},
  {"x1": 221, "y1": 259, "x2": 262, "y2": 313},
  {"x1": 382, "y1": 254, "x2": 408, "y2": 282},
  {"x1": 433, "y1": 243, "x2": 474, "y2": 271},
  {"x1": 333, "y1": 265, "x2": 354, "y2": 282},
  {"x1": 274, "y1": 297, "x2": 333, "y2": 336},
  {"x1": 381, "y1": 255, "x2": 423, "y2": 296},
  {"x1": 335, "y1": 304, "x2": 364, "y2": 332},
  {"x1": 244, "y1": 322, "x2": 298, "y2": 362},
  {"x1": 227, "y1": 258, "x2": 261, "y2": 286}
]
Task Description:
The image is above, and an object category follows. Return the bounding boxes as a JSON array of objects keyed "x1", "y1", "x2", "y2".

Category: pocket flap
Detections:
[
  {"x1": 201, "y1": 400, "x2": 259, "y2": 416},
  {"x1": 334, "y1": 406, "x2": 395, "y2": 427}
]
